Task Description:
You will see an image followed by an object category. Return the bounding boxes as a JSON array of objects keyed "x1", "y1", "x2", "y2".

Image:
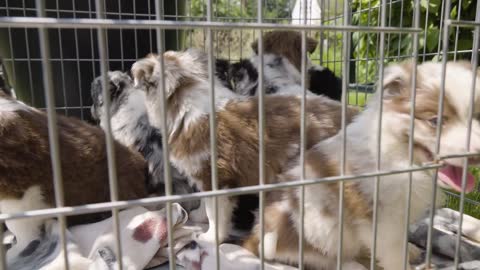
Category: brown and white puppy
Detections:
[
  {"x1": 0, "y1": 92, "x2": 149, "y2": 260},
  {"x1": 243, "y1": 61, "x2": 480, "y2": 270},
  {"x1": 131, "y1": 49, "x2": 358, "y2": 243}
]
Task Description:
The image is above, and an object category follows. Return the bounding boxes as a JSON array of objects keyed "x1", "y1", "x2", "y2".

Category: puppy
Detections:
[
  {"x1": 0, "y1": 91, "x2": 149, "y2": 261},
  {"x1": 249, "y1": 30, "x2": 342, "y2": 100},
  {"x1": 218, "y1": 55, "x2": 315, "y2": 97},
  {"x1": 90, "y1": 71, "x2": 259, "y2": 228},
  {"x1": 215, "y1": 31, "x2": 341, "y2": 100},
  {"x1": 243, "y1": 61, "x2": 480, "y2": 270},
  {"x1": 90, "y1": 71, "x2": 203, "y2": 216},
  {"x1": 131, "y1": 49, "x2": 358, "y2": 243}
]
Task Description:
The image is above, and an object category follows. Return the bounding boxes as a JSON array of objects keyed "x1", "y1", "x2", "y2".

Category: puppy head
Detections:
[
  {"x1": 379, "y1": 60, "x2": 480, "y2": 192},
  {"x1": 132, "y1": 49, "x2": 208, "y2": 96},
  {"x1": 251, "y1": 31, "x2": 318, "y2": 71},
  {"x1": 215, "y1": 59, "x2": 233, "y2": 90},
  {"x1": 229, "y1": 59, "x2": 259, "y2": 96},
  {"x1": 90, "y1": 71, "x2": 133, "y2": 122},
  {"x1": 131, "y1": 49, "x2": 209, "y2": 128}
]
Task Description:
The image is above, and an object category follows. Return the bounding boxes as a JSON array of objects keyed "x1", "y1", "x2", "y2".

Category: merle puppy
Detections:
[{"x1": 91, "y1": 71, "x2": 259, "y2": 232}]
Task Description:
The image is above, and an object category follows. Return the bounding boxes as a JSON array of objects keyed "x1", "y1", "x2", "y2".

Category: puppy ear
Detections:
[
  {"x1": 131, "y1": 54, "x2": 158, "y2": 87},
  {"x1": 382, "y1": 62, "x2": 413, "y2": 99},
  {"x1": 109, "y1": 71, "x2": 131, "y2": 95}
]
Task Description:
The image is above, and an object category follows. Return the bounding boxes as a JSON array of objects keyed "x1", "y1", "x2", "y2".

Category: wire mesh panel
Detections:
[{"x1": 0, "y1": 0, "x2": 479, "y2": 270}]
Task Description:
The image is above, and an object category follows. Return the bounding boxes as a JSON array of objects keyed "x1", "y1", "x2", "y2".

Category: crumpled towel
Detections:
[{"x1": 7, "y1": 203, "x2": 198, "y2": 270}]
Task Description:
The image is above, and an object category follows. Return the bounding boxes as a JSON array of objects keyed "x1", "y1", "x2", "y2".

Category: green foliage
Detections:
[
  {"x1": 190, "y1": 0, "x2": 293, "y2": 21},
  {"x1": 351, "y1": 0, "x2": 477, "y2": 84}
]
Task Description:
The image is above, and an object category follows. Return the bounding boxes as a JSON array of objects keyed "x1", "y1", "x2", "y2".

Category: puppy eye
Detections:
[{"x1": 427, "y1": 116, "x2": 447, "y2": 127}]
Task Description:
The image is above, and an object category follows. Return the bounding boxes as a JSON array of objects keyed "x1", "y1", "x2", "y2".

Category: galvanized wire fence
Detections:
[{"x1": 0, "y1": 0, "x2": 479, "y2": 269}]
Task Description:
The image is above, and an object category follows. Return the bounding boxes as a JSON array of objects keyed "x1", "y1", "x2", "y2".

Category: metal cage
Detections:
[{"x1": 0, "y1": 0, "x2": 479, "y2": 269}]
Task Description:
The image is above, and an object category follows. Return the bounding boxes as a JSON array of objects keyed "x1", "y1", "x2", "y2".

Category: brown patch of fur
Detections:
[
  {"x1": 243, "y1": 201, "x2": 327, "y2": 270},
  {"x1": 243, "y1": 135, "x2": 372, "y2": 269},
  {"x1": 0, "y1": 103, "x2": 149, "y2": 225},
  {"x1": 384, "y1": 61, "x2": 459, "y2": 127},
  {"x1": 251, "y1": 31, "x2": 318, "y2": 71},
  {"x1": 169, "y1": 95, "x2": 358, "y2": 191},
  {"x1": 303, "y1": 150, "x2": 372, "y2": 220}
]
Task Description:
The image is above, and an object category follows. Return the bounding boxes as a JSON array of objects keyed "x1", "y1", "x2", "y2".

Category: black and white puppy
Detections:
[
  {"x1": 90, "y1": 71, "x2": 204, "y2": 218},
  {"x1": 215, "y1": 31, "x2": 342, "y2": 100}
]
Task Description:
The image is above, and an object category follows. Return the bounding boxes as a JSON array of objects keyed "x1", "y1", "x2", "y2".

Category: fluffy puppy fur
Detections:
[
  {"x1": 0, "y1": 91, "x2": 149, "y2": 260},
  {"x1": 90, "y1": 71, "x2": 259, "y2": 229},
  {"x1": 131, "y1": 49, "x2": 358, "y2": 243},
  {"x1": 215, "y1": 31, "x2": 342, "y2": 100},
  {"x1": 243, "y1": 61, "x2": 480, "y2": 270},
  {"x1": 251, "y1": 30, "x2": 342, "y2": 100},
  {"x1": 90, "y1": 71, "x2": 202, "y2": 215}
]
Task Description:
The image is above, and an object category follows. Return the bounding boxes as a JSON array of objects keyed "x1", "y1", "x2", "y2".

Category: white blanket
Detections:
[{"x1": 6, "y1": 204, "x2": 295, "y2": 270}]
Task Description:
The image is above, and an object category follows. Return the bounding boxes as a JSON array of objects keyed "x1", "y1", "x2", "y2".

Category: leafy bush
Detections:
[{"x1": 351, "y1": 0, "x2": 477, "y2": 83}]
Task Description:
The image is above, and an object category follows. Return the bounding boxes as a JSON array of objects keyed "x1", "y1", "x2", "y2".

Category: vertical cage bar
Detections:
[
  {"x1": 402, "y1": 0, "x2": 421, "y2": 269},
  {"x1": 453, "y1": 1, "x2": 480, "y2": 266},
  {"x1": 206, "y1": 0, "x2": 220, "y2": 269},
  {"x1": 94, "y1": 1, "x2": 123, "y2": 269},
  {"x1": 0, "y1": 222, "x2": 4, "y2": 270},
  {"x1": 298, "y1": 0, "x2": 308, "y2": 267},
  {"x1": 133, "y1": 0, "x2": 139, "y2": 58},
  {"x1": 55, "y1": 0, "x2": 69, "y2": 116},
  {"x1": 21, "y1": 0, "x2": 35, "y2": 105},
  {"x1": 370, "y1": 0, "x2": 387, "y2": 268},
  {"x1": 35, "y1": 0, "x2": 70, "y2": 269},
  {"x1": 72, "y1": 0, "x2": 85, "y2": 119},
  {"x1": 154, "y1": 2, "x2": 176, "y2": 269},
  {"x1": 425, "y1": 0, "x2": 452, "y2": 266},
  {"x1": 117, "y1": 0, "x2": 125, "y2": 70},
  {"x1": 336, "y1": 0, "x2": 351, "y2": 268},
  {"x1": 395, "y1": 0, "x2": 406, "y2": 60},
  {"x1": 422, "y1": 0, "x2": 431, "y2": 61},
  {"x1": 88, "y1": 0, "x2": 97, "y2": 79},
  {"x1": 452, "y1": 0, "x2": 463, "y2": 61},
  {"x1": 436, "y1": 0, "x2": 446, "y2": 58},
  {"x1": 318, "y1": 0, "x2": 325, "y2": 65},
  {"x1": 4, "y1": 1, "x2": 18, "y2": 101},
  {"x1": 256, "y1": 0, "x2": 265, "y2": 268}
]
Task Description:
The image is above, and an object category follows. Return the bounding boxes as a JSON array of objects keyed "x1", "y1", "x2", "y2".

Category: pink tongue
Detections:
[{"x1": 438, "y1": 165, "x2": 476, "y2": 193}]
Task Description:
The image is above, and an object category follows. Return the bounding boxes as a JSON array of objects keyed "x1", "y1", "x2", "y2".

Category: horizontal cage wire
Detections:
[{"x1": 0, "y1": 0, "x2": 479, "y2": 270}]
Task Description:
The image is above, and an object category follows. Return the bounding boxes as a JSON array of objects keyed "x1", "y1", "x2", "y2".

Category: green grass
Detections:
[
  {"x1": 443, "y1": 168, "x2": 480, "y2": 219},
  {"x1": 348, "y1": 91, "x2": 371, "y2": 107}
]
